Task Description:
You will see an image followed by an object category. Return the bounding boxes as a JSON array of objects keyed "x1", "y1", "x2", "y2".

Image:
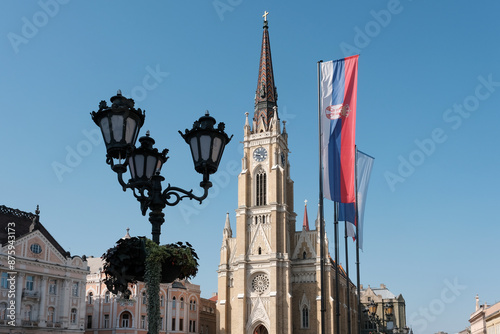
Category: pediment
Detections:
[
  {"x1": 292, "y1": 230, "x2": 316, "y2": 260},
  {"x1": 14, "y1": 230, "x2": 67, "y2": 264}
]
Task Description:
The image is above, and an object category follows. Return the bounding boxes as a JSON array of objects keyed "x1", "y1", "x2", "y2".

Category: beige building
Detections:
[
  {"x1": 216, "y1": 18, "x2": 358, "y2": 334},
  {"x1": 469, "y1": 295, "x2": 500, "y2": 334},
  {"x1": 359, "y1": 284, "x2": 407, "y2": 333},
  {"x1": 0, "y1": 204, "x2": 89, "y2": 334}
]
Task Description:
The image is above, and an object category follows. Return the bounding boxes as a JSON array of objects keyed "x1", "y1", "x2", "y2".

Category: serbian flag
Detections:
[
  {"x1": 340, "y1": 150, "x2": 374, "y2": 250},
  {"x1": 320, "y1": 55, "x2": 358, "y2": 203}
]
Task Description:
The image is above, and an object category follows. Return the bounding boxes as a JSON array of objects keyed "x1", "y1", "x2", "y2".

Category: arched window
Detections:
[
  {"x1": 47, "y1": 307, "x2": 55, "y2": 323},
  {"x1": 104, "y1": 291, "x2": 110, "y2": 303},
  {"x1": 303, "y1": 251, "x2": 307, "y2": 259},
  {"x1": 191, "y1": 299, "x2": 196, "y2": 311},
  {"x1": 88, "y1": 292, "x2": 93, "y2": 304},
  {"x1": 160, "y1": 294, "x2": 164, "y2": 307},
  {"x1": 180, "y1": 297, "x2": 184, "y2": 309},
  {"x1": 258, "y1": 247, "x2": 262, "y2": 255},
  {"x1": 142, "y1": 291, "x2": 147, "y2": 304},
  {"x1": 256, "y1": 169, "x2": 267, "y2": 206},
  {"x1": 172, "y1": 297, "x2": 176, "y2": 309},
  {"x1": 120, "y1": 312, "x2": 131, "y2": 328},
  {"x1": 301, "y1": 306, "x2": 309, "y2": 328},
  {"x1": 70, "y1": 308, "x2": 77, "y2": 324}
]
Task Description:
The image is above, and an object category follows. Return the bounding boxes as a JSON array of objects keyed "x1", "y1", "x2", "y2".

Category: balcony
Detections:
[
  {"x1": 21, "y1": 320, "x2": 39, "y2": 327},
  {"x1": 22, "y1": 289, "x2": 40, "y2": 300},
  {"x1": 46, "y1": 322, "x2": 62, "y2": 328}
]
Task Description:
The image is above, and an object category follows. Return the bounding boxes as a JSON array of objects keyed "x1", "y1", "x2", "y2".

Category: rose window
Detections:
[{"x1": 251, "y1": 274, "x2": 269, "y2": 294}]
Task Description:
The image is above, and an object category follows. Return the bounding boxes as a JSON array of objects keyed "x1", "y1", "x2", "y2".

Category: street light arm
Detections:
[{"x1": 161, "y1": 180, "x2": 212, "y2": 206}]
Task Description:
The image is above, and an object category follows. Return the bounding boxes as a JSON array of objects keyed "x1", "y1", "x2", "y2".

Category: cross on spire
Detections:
[{"x1": 263, "y1": 11, "x2": 269, "y2": 21}]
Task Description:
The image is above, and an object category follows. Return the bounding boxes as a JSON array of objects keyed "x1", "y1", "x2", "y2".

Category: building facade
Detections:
[
  {"x1": 0, "y1": 205, "x2": 89, "y2": 334},
  {"x1": 469, "y1": 295, "x2": 500, "y2": 334},
  {"x1": 84, "y1": 239, "x2": 215, "y2": 334},
  {"x1": 359, "y1": 284, "x2": 407, "y2": 333},
  {"x1": 216, "y1": 18, "x2": 358, "y2": 334}
]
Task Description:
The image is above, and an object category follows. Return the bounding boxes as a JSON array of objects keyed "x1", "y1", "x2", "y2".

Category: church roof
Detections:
[
  {"x1": 0, "y1": 204, "x2": 68, "y2": 257},
  {"x1": 254, "y1": 17, "x2": 278, "y2": 131}
]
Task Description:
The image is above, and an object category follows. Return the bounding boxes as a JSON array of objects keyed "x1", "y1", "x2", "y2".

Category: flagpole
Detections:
[
  {"x1": 317, "y1": 60, "x2": 326, "y2": 334},
  {"x1": 355, "y1": 146, "x2": 362, "y2": 334},
  {"x1": 344, "y1": 219, "x2": 352, "y2": 334},
  {"x1": 334, "y1": 202, "x2": 340, "y2": 334}
]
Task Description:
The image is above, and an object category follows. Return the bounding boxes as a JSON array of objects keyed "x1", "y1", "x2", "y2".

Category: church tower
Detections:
[
  {"x1": 217, "y1": 15, "x2": 296, "y2": 334},
  {"x1": 217, "y1": 15, "x2": 358, "y2": 334}
]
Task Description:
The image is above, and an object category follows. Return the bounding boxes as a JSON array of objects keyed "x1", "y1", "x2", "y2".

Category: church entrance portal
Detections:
[{"x1": 254, "y1": 324, "x2": 268, "y2": 334}]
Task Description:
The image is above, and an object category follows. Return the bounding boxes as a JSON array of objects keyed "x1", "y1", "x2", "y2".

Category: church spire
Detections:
[
  {"x1": 223, "y1": 212, "x2": 232, "y2": 239},
  {"x1": 302, "y1": 200, "x2": 310, "y2": 231},
  {"x1": 254, "y1": 11, "x2": 278, "y2": 132}
]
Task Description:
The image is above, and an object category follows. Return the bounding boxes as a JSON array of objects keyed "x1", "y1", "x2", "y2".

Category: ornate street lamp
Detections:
[
  {"x1": 384, "y1": 302, "x2": 394, "y2": 319},
  {"x1": 91, "y1": 91, "x2": 232, "y2": 244},
  {"x1": 368, "y1": 300, "x2": 378, "y2": 316},
  {"x1": 364, "y1": 300, "x2": 381, "y2": 333}
]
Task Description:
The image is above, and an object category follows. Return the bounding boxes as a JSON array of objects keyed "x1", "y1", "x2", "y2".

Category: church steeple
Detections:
[{"x1": 254, "y1": 12, "x2": 278, "y2": 132}]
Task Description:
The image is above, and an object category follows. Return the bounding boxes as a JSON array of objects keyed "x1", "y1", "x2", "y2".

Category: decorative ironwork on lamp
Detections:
[{"x1": 91, "y1": 91, "x2": 232, "y2": 244}]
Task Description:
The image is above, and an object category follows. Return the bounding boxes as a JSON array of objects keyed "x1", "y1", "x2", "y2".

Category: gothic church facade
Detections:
[{"x1": 216, "y1": 18, "x2": 358, "y2": 334}]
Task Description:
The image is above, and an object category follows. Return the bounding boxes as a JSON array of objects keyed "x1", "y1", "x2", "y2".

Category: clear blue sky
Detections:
[{"x1": 2, "y1": 1, "x2": 499, "y2": 333}]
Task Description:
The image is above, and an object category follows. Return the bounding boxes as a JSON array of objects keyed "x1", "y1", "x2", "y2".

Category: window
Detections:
[
  {"x1": 123, "y1": 289, "x2": 132, "y2": 300},
  {"x1": 256, "y1": 169, "x2": 267, "y2": 206},
  {"x1": 0, "y1": 303, "x2": 7, "y2": 320},
  {"x1": 190, "y1": 299, "x2": 197, "y2": 311},
  {"x1": 70, "y1": 308, "x2": 77, "y2": 324},
  {"x1": 141, "y1": 315, "x2": 146, "y2": 329},
  {"x1": 87, "y1": 315, "x2": 92, "y2": 329},
  {"x1": 180, "y1": 297, "x2": 184, "y2": 309},
  {"x1": 189, "y1": 320, "x2": 196, "y2": 332},
  {"x1": 25, "y1": 276, "x2": 34, "y2": 291},
  {"x1": 303, "y1": 251, "x2": 307, "y2": 259},
  {"x1": 103, "y1": 314, "x2": 109, "y2": 328},
  {"x1": 179, "y1": 318, "x2": 184, "y2": 331},
  {"x1": 172, "y1": 297, "x2": 176, "y2": 309},
  {"x1": 88, "y1": 292, "x2": 93, "y2": 304},
  {"x1": 121, "y1": 312, "x2": 131, "y2": 328},
  {"x1": 72, "y1": 282, "x2": 79, "y2": 296},
  {"x1": 160, "y1": 294, "x2": 164, "y2": 307},
  {"x1": 160, "y1": 317, "x2": 163, "y2": 330},
  {"x1": 1, "y1": 273, "x2": 8, "y2": 289},
  {"x1": 172, "y1": 317, "x2": 176, "y2": 330},
  {"x1": 104, "y1": 291, "x2": 110, "y2": 303},
  {"x1": 30, "y1": 243, "x2": 42, "y2": 254},
  {"x1": 24, "y1": 305, "x2": 32, "y2": 320},
  {"x1": 47, "y1": 307, "x2": 55, "y2": 323},
  {"x1": 301, "y1": 306, "x2": 309, "y2": 328},
  {"x1": 142, "y1": 291, "x2": 147, "y2": 304},
  {"x1": 49, "y1": 280, "x2": 57, "y2": 294}
]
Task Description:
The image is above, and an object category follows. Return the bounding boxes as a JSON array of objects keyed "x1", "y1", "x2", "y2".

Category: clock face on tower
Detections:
[{"x1": 253, "y1": 147, "x2": 268, "y2": 162}]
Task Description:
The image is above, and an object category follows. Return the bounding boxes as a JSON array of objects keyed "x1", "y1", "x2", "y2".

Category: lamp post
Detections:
[
  {"x1": 91, "y1": 91, "x2": 232, "y2": 244},
  {"x1": 384, "y1": 302, "x2": 394, "y2": 333},
  {"x1": 365, "y1": 300, "x2": 381, "y2": 333}
]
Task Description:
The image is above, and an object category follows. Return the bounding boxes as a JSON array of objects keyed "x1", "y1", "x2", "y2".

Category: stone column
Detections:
[
  {"x1": 15, "y1": 273, "x2": 24, "y2": 326},
  {"x1": 78, "y1": 280, "x2": 86, "y2": 329},
  {"x1": 60, "y1": 279, "x2": 70, "y2": 328},
  {"x1": 38, "y1": 276, "x2": 47, "y2": 326}
]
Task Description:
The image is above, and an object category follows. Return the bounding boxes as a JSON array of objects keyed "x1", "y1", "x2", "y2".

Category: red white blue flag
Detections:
[
  {"x1": 340, "y1": 150, "x2": 374, "y2": 250},
  {"x1": 320, "y1": 55, "x2": 358, "y2": 203}
]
